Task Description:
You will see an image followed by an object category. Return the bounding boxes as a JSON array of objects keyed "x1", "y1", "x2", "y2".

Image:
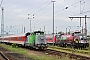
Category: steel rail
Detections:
[
  {"x1": 45, "y1": 49, "x2": 90, "y2": 60},
  {"x1": 0, "y1": 51, "x2": 9, "y2": 60}
]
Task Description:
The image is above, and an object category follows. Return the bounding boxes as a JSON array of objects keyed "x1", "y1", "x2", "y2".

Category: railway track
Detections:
[
  {"x1": 45, "y1": 49, "x2": 90, "y2": 60},
  {"x1": 1, "y1": 43, "x2": 90, "y2": 60},
  {"x1": 49, "y1": 46, "x2": 90, "y2": 55},
  {"x1": 23, "y1": 46, "x2": 90, "y2": 60},
  {"x1": 0, "y1": 51, "x2": 9, "y2": 60}
]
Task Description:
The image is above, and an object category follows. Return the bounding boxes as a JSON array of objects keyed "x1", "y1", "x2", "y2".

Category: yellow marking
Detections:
[{"x1": 36, "y1": 47, "x2": 38, "y2": 49}]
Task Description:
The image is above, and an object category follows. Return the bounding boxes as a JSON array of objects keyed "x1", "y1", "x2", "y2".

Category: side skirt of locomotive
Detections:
[
  {"x1": 56, "y1": 42, "x2": 89, "y2": 49},
  {"x1": 24, "y1": 43, "x2": 47, "y2": 50},
  {"x1": 73, "y1": 43, "x2": 89, "y2": 49},
  {"x1": 35, "y1": 44, "x2": 47, "y2": 50}
]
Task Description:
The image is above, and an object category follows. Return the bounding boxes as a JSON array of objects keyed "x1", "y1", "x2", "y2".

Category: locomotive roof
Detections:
[
  {"x1": 1, "y1": 34, "x2": 26, "y2": 38},
  {"x1": 61, "y1": 35, "x2": 72, "y2": 36},
  {"x1": 74, "y1": 33, "x2": 86, "y2": 36}
]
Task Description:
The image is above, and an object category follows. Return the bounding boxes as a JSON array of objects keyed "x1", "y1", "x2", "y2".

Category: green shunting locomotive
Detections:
[{"x1": 24, "y1": 31, "x2": 47, "y2": 50}]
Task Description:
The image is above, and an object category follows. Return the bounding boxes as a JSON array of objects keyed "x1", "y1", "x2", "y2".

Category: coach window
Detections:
[
  {"x1": 12, "y1": 38, "x2": 14, "y2": 40},
  {"x1": 18, "y1": 37, "x2": 22, "y2": 40},
  {"x1": 13, "y1": 37, "x2": 15, "y2": 40},
  {"x1": 5, "y1": 38, "x2": 7, "y2": 40},
  {"x1": 11, "y1": 38, "x2": 13, "y2": 40}
]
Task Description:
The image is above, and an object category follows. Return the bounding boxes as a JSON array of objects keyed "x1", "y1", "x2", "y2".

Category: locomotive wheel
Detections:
[{"x1": 44, "y1": 47, "x2": 47, "y2": 50}]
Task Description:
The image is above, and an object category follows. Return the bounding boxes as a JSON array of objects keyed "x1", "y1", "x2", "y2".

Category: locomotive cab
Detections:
[
  {"x1": 34, "y1": 31, "x2": 47, "y2": 50},
  {"x1": 35, "y1": 35, "x2": 47, "y2": 50},
  {"x1": 56, "y1": 35, "x2": 61, "y2": 45},
  {"x1": 25, "y1": 31, "x2": 47, "y2": 50},
  {"x1": 73, "y1": 33, "x2": 89, "y2": 49},
  {"x1": 58, "y1": 35, "x2": 67, "y2": 47}
]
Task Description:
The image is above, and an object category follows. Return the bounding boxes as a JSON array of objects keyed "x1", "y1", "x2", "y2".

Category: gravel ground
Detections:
[
  {"x1": 0, "y1": 47, "x2": 34, "y2": 60},
  {"x1": 0, "y1": 45, "x2": 48, "y2": 60}
]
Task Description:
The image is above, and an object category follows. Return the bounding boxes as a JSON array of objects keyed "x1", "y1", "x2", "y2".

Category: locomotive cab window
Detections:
[
  {"x1": 46, "y1": 37, "x2": 52, "y2": 40},
  {"x1": 79, "y1": 36, "x2": 87, "y2": 40},
  {"x1": 40, "y1": 37, "x2": 44, "y2": 40},
  {"x1": 36, "y1": 33, "x2": 40, "y2": 35},
  {"x1": 61, "y1": 36, "x2": 67, "y2": 40}
]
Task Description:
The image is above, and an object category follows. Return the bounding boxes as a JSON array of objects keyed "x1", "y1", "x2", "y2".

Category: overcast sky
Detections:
[{"x1": 0, "y1": 0, "x2": 90, "y2": 34}]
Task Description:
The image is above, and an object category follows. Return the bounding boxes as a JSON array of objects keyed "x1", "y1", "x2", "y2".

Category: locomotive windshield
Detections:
[
  {"x1": 36, "y1": 33, "x2": 40, "y2": 35},
  {"x1": 79, "y1": 35, "x2": 87, "y2": 40},
  {"x1": 46, "y1": 38, "x2": 52, "y2": 40},
  {"x1": 61, "y1": 35, "x2": 67, "y2": 40},
  {"x1": 33, "y1": 31, "x2": 44, "y2": 35},
  {"x1": 56, "y1": 35, "x2": 61, "y2": 41}
]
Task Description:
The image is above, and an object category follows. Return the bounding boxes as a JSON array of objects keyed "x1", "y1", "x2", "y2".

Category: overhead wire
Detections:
[
  {"x1": 55, "y1": 0, "x2": 86, "y2": 16},
  {"x1": 57, "y1": 0, "x2": 89, "y2": 15},
  {"x1": 33, "y1": 1, "x2": 64, "y2": 20},
  {"x1": 31, "y1": 2, "x2": 52, "y2": 28},
  {"x1": 33, "y1": 0, "x2": 81, "y2": 24},
  {"x1": 31, "y1": 0, "x2": 67, "y2": 30},
  {"x1": 73, "y1": 10, "x2": 90, "y2": 16},
  {"x1": 55, "y1": 0, "x2": 83, "y2": 15},
  {"x1": 28, "y1": 0, "x2": 90, "y2": 32},
  {"x1": 34, "y1": 0, "x2": 66, "y2": 24},
  {"x1": 34, "y1": 2, "x2": 52, "y2": 15},
  {"x1": 55, "y1": 0, "x2": 89, "y2": 19},
  {"x1": 81, "y1": 2, "x2": 85, "y2": 13},
  {"x1": 30, "y1": 0, "x2": 49, "y2": 14},
  {"x1": 0, "y1": 0, "x2": 3, "y2": 7},
  {"x1": 71, "y1": 0, "x2": 89, "y2": 16},
  {"x1": 53, "y1": 0, "x2": 81, "y2": 23},
  {"x1": 35, "y1": 0, "x2": 65, "y2": 14},
  {"x1": 32, "y1": 0, "x2": 89, "y2": 31},
  {"x1": 54, "y1": 0, "x2": 89, "y2": 29},
  {"x1": 27, "y1": 0, "x2": 52, "y2": 29},
  {"x1": 39, "y1": 0, "x2": 87, "y2": 20},
  {"x1": 34, "y1": 3, "x2": 52, "y2": 17}
]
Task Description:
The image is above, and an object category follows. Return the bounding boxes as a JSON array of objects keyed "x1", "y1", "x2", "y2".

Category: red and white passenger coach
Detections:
[{"x1": 0, "y1": 34, "x2": 26, "y2": 45}]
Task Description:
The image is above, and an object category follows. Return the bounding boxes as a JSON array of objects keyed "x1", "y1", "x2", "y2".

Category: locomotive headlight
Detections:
[{"x1": 37, "y1": 44, "x2": 40, "y2": 47}]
